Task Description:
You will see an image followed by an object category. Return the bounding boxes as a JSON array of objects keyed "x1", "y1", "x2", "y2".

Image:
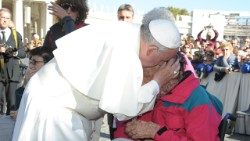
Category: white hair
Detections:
[
  {"x1": 33, "y1": 34, "x2": 40, "y2": 40},
  {"x1": 141, "y1": 7, "x2": 177, "y2": 51}
]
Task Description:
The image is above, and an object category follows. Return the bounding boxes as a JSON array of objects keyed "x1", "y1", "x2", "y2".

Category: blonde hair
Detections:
[{"x1": 220, "y1": 42, "x2": 233, "y2": 52}]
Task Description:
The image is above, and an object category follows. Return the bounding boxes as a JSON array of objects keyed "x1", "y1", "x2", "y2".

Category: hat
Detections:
[{"x1": 149, "y1": 19, "x2": 181, "y2": 49}]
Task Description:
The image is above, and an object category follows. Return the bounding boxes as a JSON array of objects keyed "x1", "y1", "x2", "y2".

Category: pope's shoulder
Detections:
[{"x1": 77, "y1": 21, "x2": 141, "y2": 34}]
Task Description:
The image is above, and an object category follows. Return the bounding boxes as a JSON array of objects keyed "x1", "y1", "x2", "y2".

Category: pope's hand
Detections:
[{"x1": 153, "y1": 58, "x2": 180, "y2": 88}]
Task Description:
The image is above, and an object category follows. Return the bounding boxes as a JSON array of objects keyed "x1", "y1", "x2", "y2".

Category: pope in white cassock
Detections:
[{"x1": 12, "y1": 7, "x2": 181, "y2": 141}]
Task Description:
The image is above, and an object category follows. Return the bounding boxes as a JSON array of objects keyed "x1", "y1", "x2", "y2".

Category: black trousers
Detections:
[
  {"x1": 0, "y1": 81, "x2": 18, "y2": 114},
  {"x1": 0, "y1": 81, "x2": 6, "y2": 114},
  {"x1": 107, "y1": 113, "x2": 116, "y2": 140}
]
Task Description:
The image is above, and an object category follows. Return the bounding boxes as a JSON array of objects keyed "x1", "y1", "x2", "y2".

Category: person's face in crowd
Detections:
[
  {"x1": 32, "y1": 34, "x2": 40, "y2": 41},
  {"x1": 0, "y1": 11, "x2": 11, "y2": 29},
  {"x1": 194, "y1": 40, "x2": 201, "y2": 48},
  {"x1": 181, "y1": 38, "x2": 186, "y2": 46},
  {"x1": 60, "y1": 3, "x2": 79, "y2": 21},
  {"x1": 27, "y1": 43, "x2": 36, "y2": 51},
  {"x1": 193, "y1": 51, "x2": 203, "y2": 61},
  {"x1": 214, "y1": 47, "x2": 223, "y2": 57},
  {"x1": 244, "y1": 39, "x2": 250, "y2": 48},
  {"x1": 204, "y1": 42, "x2": 213, "y2": 51},
  {"x1": 186, "y1": 36, "x2": 194, "y2": 44},
  {"x1": 183, "y1": 45, "x2": 191, "y2": 54},
  {"x1": 204, "y1": 51, "x2": 214, "y2": 62},
  {"x1": 28, "y1": 55, "x2": 45, "y2": 76},
  {"x1": 231, "y1": 40, "x2": 238, "y2": 47},
  {"x1": 246, "y1": 48, "x2": 250, "y2": 53},
  {"x1": 139, "y1": 39, "x2": 178, "y2": 67},
  {"x1": 24, "y1": 55, "x2": 45, "y2": 85},
  {"x1": 118, "y1": 10, "x2": 133, "y2": 22},
  {"x1": 206, "y1": 34, "x2": 211, "y2": 40},
  {"x1": 215, "y1": 41, "x2": 221, "y2": 48},
  {"x1": 222, "y1": 46, "x2": 232, "y2": 57}
]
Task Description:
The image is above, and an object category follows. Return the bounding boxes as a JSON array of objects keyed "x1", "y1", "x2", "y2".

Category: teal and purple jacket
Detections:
[{"x1": 114, "y1": 72, "x2": 223, "y2": 141}]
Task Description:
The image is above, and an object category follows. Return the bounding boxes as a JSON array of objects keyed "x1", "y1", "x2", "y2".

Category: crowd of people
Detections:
[
  {"x1": 1, "y1": 0, "x2": 249, "y2": 141},
  {"x1": 180, "y1": 27, "x2": 250, "y2": 81}
]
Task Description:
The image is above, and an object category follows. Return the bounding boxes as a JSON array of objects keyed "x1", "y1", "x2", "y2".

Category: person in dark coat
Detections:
[
  {"x1": 0, "y1": 8, "x2": 26, "y2": 115},
  {"x1": 42, "y1": 0, "x2": 89, "y2": 58}
]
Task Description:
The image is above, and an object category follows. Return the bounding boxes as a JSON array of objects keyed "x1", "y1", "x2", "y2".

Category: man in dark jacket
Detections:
[{"x1": 0, "y1": 8, "x2": 26, "y2": 115}]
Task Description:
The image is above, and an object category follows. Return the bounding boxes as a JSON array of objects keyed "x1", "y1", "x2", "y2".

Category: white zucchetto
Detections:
[{"x1": 149, "y1": 19, "x2": 181, "y2": 49}]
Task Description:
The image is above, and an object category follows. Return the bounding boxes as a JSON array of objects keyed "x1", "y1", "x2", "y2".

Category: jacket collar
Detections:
[{"x1": 161, "y1": 72, "x2": 200, "y2": 104}]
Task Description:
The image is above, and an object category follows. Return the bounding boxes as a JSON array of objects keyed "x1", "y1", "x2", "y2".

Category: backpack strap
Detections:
[{"x1": 11, "y1": 27, "x2": 18, "y2": 48}]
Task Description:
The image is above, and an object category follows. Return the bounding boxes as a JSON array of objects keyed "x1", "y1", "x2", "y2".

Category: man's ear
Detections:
[{"x1": 146, "y1": 45, "x2": 158, "y2": 56}]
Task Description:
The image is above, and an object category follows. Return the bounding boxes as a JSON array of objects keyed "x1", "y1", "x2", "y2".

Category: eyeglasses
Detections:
[
  {"x1": 60, "y1": 3, "x2": 78, "y2": 12},
  {"x1": 0, "y1": 17, "x2": 10, "y2": 20},
  {"x1": 29, "y1": 59, "x2": 44, "y2": 65}
]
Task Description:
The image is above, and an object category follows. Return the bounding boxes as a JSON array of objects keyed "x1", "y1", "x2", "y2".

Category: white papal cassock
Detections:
[{"x1": 12, "y1": 21, "x2": 159, "y2": 141}]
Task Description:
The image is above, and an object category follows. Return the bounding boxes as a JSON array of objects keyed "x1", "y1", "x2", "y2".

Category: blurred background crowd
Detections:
[{"x1": 180, "y1": 26, "x2": 250, "y2": 81}]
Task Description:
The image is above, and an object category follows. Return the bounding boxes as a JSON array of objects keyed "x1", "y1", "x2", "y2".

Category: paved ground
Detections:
[
  {"x1": 99, "y1": 115, "x2": 250, "y2": 141},
  {"x1": 224, "y1": 134, "x2": 250, "y2": 141},
  {"x1": 1, "y1": 114, "x2": 250, "y2": 141},
  {"x1": 0, "y1": 115, "x2": 15, "y2": 141}
]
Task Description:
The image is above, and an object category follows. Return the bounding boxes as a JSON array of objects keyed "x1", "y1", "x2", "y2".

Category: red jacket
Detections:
[{"x1": 114, "y1": 73, "x2": 222, "y2": 141}]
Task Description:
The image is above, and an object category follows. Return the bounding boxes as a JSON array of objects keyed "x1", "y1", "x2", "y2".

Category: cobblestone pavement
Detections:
[
  {"x1": 224, "y1": 134, "x2": 250, "y2": 141},
  {"x1": 0, "y1": 115, "x2": 15, "y2": 141},
  {"x1": 1, "y1": 114, "x2": 249, "y2": 141},
  {"x1": 99, "y1": 115, "x2": 250, "y2": 141}
]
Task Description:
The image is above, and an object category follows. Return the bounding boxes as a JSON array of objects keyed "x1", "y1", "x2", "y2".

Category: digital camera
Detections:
[{"x1": 0, "y1": 43, "x2": 17, "y2": 56}]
